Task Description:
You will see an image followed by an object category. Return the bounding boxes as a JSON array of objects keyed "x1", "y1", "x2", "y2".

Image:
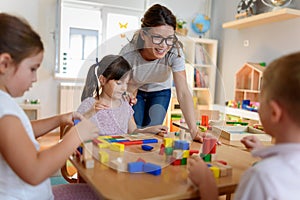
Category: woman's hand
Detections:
[
  {"x1": 191, "y1": 129, "x2": 205, "y2": 143},
  {"x1": 123, "y1": 92, "x2": 137, "y2": 106}
]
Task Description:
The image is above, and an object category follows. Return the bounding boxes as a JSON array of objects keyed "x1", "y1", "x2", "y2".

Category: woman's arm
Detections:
[
  {"x1": 173, "y1": 70, "x2": 204, "y2": 141},
  {"x1": 31, "y1": 113, "x2": 74, "y2": 138}
]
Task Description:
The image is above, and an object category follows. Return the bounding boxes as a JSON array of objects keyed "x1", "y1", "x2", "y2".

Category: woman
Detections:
[{"x1": 119, "y1": 4, "x2": 203, "y2": 141}]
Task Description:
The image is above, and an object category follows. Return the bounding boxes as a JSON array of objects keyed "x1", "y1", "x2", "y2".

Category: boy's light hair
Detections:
[{"x1": 262, "y1": 52, "x2": 300, "y2": 124}]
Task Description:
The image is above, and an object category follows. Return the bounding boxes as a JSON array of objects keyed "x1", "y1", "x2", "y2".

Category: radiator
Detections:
[{"x1": 60, "y1": 83, "x2": 84, "y2": 114}]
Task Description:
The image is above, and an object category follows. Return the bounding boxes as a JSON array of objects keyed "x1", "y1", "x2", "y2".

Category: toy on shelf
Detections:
[{"x1": 235, "y1": 62, "x2": 265, "y2": 103}]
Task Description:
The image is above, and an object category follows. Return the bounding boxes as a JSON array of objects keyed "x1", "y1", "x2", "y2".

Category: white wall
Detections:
[
  {"x1": 1, "y1": 0, "x2": 60, "y2": 118},
  {"x1": 210, "y1": 0, "x2": 300, "y2": 105},
  {"x1": 0, "y1": 0, "x2": 208, "y2": 118}
]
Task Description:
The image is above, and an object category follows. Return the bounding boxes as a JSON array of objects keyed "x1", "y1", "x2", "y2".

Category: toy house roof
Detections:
[{"x1": 236, "y1": 62, "x2": 265, "y2": 75}]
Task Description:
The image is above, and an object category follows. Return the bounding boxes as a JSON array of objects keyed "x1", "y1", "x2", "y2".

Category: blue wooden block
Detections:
[
  {"x1": 180, "y1": 141, "x2": 190, "y2": 150},
  {"x1": 73, "y1": 119, "x2": 80, "y2": 125},
  {"x1": 128, "y1": 162, "x2": 144, "y2": 173},
  {"x1": 141, "y1": 144, "x2": 153, "y2": 151},
  {"x1": 142, "y1": 138, "x2": 158, "y2": 144},
  {"x1": 174, "y1": 140, "x2": 181, "y2": 149},
  {"x1": 143, "y1": 163, "x2": 161, "y2": 176}
]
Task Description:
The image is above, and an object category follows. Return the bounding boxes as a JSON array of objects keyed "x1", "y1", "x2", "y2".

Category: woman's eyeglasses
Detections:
[{"x1": 143, "y1": 31, "x2": 177, "y2": 46}]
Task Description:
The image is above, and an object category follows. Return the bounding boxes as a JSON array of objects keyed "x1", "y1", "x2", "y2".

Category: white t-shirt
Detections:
[
  {"x1": 0, "y1": 90, "x2": 53, "y2": 200},
  {"x1": 234, "y1": 144, "x2": 300, "y2": 200},
  {"x1": 120, "y1": 42, "x2": 185, "y2": 92}
]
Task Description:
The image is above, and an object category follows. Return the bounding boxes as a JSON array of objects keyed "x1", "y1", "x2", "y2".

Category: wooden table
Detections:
[{"x1": 69, "y1": 137, "x2": 259, "y2": 200}]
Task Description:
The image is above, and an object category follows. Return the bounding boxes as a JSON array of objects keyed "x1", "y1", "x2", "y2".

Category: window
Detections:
[
  {"x1": 69, "y1": 28, "x2": 98, "y2": 60},
  {"x1": 56, "y1": 0, "x2": 143, "y2": 79}
]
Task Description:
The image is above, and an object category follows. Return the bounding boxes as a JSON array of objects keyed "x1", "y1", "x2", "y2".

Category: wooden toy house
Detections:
[{"x1": 235, "y1": 62, "x2": 265, "y2": 102}]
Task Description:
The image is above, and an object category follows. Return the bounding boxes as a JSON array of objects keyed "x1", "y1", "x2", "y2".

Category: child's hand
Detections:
[
  {"x1": 188, "y1": 156, "x2": 211, "y2": 186},
  {"x1": 149, "y1": 125, "x2": 168, "y2": 135},
  {"x1": 94, "y1": 100, "x2": 109, "y2": 111},
  {"x1": 72, "y1": 113, "x2": 99, "y2": 142},
  {"x1": 60, "y1": 112, "x2": 76, "y2": 127},
  {"x1": 241, "y1": 135, "x2": 264, "y2": 150},
  {"x1": 188, "y1": 156, "x2": 218, "y2": 200}
]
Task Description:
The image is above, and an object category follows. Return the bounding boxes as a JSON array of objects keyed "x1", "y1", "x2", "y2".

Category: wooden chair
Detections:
[{"x1": 60, "y1": 124, "x2": 79, "y2": 183}]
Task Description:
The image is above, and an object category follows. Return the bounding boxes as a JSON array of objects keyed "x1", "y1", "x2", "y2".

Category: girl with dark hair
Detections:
[
  {"x1": 78, "y1": 54, "x2": 167, "y2": 135},
  {"x1": 119, "y1": 4, "x2": 203, "y2": 141},
  {"x1": 0, "y1": 13, "x2": 99, "y2": 199}
]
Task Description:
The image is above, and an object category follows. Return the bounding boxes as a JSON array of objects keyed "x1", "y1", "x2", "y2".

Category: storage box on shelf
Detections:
[
  {"x1": 235, "y1": 62, "x2": 265, "y2": 102},
  {"x1": 165, "y1": 36, "x2": 218, "y2": 127}
]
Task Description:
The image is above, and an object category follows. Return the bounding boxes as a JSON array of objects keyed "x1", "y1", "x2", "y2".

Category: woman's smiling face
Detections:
[{"x1": 141, "y1": 25, "x2": 175, "y2": 60}]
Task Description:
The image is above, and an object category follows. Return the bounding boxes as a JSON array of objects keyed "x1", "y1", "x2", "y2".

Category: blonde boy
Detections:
[{"x1": 188, "y1": 52, "x2": 300, "y2": 200}]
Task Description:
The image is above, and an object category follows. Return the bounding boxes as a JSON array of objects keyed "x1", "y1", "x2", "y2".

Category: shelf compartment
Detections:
[{"x1": 223, "y1": 8, "x2": 300, "y2": 29}]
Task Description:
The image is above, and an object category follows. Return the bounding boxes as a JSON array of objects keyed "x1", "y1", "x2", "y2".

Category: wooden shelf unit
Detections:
[
  {"x1": 222, "y1": 8, "x2": 300, "y2": 29},
  {"x1": 165, "y1": 36, "x2": 218, "y2": 127}
]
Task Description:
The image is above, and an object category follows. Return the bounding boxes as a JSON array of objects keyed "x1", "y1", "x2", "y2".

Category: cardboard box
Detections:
[{"x1": 212, "y1": 126, "x2": 272, "y2": 141}]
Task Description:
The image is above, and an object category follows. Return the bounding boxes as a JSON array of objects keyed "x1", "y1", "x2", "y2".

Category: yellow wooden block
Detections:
[
  {"x1": 164, "y1": 138, "x2": 173, "y2": 147},
  {"x1": 210, "y1": 166, "x2": 220, "y2": 178},
  {"x1": 99, "y1": 151, "x2": 109, "y2": 163},
  {"x1": 182, "y1": 150, "x2": 190, "y2": 158},
  {"x1": 110, "y1": 143, "x2": 125, "y2": 152},
  {"x1": 98, "y1": 143, "x2": 110, "y2": 149}
]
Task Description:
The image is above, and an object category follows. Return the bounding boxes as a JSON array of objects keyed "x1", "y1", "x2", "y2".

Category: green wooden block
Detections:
[
  {"x1": 165, "y1": 147, "x2": 173, "y2": 155},
  {"x1": 181, "y1": 158, "x2": 187, "y2": 165}
]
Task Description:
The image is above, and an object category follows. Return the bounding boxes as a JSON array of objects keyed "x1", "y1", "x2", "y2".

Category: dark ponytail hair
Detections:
[
  {"x1": 81, "y1": 55, "x2": 131, "y2": 101},
  {"x1": 0, "y1": 13, "x2": 43, "y2": 64}
]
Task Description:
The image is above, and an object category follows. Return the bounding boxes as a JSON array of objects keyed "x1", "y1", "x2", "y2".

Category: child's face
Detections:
[
  {"x1": 102, "y1": 74, "x2": 129, "y2": 100},
  {"x1": 141, "y1": 25, "x2": 175, "y2": 60},
  {"x1": 6, "y1": 51, "x2": 43, "y2": 97}
]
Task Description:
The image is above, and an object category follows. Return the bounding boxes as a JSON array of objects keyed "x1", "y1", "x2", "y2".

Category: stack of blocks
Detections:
[
  {"x1": 200, "y1": 136, "x2": 233, "y2": 178},
  {"x1": 160, "y1": 133, "x2": 192, "y2": 165}
]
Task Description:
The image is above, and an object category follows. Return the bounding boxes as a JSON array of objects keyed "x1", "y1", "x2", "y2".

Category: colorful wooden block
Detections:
[
  {"x1": 128, "y1": 162, "x2": 144, "y2": 173},
  {"x1": 143, "y1": 163, "x2": 161, "y2": 176},
  {"x1": 99, "y1": 151, "x2": 109, "y2": 163},
  {"x1": 210, "y1": 166, "x2": 220, "y2": 178},
  {"x1": 141, "y1": 144, "x2": 153, "y2": 151}
]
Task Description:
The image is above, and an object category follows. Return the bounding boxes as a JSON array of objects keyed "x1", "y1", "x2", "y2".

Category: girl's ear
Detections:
[
  {"x1": 99, "y1": 75, "x2": 106, "y2": 86},
  {"x1": 269, "y1": 100, "x2": 283, "y2": 123},
  {"x1": 0, "y1": 53, "x2": 12, "y2": 73}
]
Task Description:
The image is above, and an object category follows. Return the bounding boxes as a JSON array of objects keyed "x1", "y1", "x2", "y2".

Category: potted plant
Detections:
[{"x1": 176, "y1": 18, "x2": 188, "y2": 36}]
